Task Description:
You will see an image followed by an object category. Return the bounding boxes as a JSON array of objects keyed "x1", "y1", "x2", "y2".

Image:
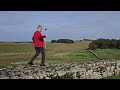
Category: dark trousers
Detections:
[{"x1": 28, "y1": 47, "x2": 45, "y2": 64}]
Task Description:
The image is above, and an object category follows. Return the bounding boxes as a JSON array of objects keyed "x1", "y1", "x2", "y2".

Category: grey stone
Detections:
[
  {"x1": 27, "y1": 76, "x2": 34, "y2": 79},
  {"x1": 56, "y1": 71, "x2": 66, "y2": 76},
  {"x1": 1, "y1": 60, "x2": 120, "y2": 79}
]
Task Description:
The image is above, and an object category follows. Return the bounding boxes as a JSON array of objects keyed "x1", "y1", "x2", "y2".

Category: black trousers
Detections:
[{"x1": 28, "y1": 47, "x2": 45, "y2": 64}]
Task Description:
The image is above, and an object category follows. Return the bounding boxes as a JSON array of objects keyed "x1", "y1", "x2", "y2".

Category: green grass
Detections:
[
  {"x1": 94, "y1": 49, "x2": 120, "y2": 60},
  {"x1": 66, "y1": 50, "x2": 97, "y2": 60},
  {"x1": 103, "y1": 75, "x2": 120, "y2": 79},
  {"x1": 0, "y1": 41, "x2": 91, "y2": 67},
  {"x1": 0, "y1": 43, "x2": 34, "y2": 53},
  {"x1": 0, "y1": 41, "x2": 120, "y2": 68}
]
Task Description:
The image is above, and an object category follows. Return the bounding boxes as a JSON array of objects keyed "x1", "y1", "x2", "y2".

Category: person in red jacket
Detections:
[{"x1": 27, "y1": 25, "x2": 46, "y2": 66}]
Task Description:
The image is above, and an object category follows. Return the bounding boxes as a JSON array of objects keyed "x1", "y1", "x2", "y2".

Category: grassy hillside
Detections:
[{"x1": 0, "y1": 41, "x2": 120, "y2": 68}]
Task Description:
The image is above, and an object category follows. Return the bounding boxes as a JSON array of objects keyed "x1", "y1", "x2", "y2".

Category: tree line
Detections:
[
  {"x1": 51, "y1": 39, "x2": 74, "y2": 43},
  {"x1": 89, "y1": 38, "x2": 120, "y2": 50}
]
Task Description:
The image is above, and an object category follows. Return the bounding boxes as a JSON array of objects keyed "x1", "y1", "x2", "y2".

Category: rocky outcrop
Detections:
[{"x1": 0, "y1": 60, "x2": 120, "y2": 79}]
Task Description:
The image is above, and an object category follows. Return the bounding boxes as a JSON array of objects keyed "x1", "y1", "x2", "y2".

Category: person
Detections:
[{"x1": 27, "y1": 25, "x2": 46, "y2": 66}]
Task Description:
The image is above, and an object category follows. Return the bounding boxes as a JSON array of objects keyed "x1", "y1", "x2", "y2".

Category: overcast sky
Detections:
[{"x1": 0, "y1": 11, "x2": 120, "y2": 41}]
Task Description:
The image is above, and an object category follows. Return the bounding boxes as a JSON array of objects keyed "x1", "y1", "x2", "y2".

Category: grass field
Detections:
[
  {"x1": 103, "y1": 75, "x2": 120, "y2": 79},
  {"x1": 0, "y1": 41, "x2": 120, "y2": 68}
]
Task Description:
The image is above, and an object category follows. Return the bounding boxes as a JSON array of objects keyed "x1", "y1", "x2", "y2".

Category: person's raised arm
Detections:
[{"x1": 38, "y1": 33, "x2": 46, "y2": 39}]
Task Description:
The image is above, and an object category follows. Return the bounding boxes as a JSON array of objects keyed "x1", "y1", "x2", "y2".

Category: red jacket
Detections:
[{"x1": 32, "y1": 31, "x2": 46, "y2": 47}]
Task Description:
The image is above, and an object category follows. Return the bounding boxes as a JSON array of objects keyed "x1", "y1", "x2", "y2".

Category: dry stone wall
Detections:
[{"x1": 0, "y1": 60, "x2": 120, "y2": 79}]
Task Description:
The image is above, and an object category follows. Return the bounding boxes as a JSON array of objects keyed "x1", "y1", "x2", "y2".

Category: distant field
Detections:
[{"x1": 0, "y1": 41, "x2": 120, "y2": 68}]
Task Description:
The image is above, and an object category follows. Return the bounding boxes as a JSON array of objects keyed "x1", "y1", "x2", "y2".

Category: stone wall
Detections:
[{"x1": 0, "y1": 60, "x2": 120, "y2": 79}]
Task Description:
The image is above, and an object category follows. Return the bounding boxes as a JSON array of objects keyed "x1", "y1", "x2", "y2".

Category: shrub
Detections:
[
  {"x1": 89, "y1": 43, "x2": 97, "y2": 50},
  {"x1": 83, "y1": 39, "x2": 93, "y2": 41},
  {"x1": 89, "y1": 38, "x2": 120, "y2": 50},
  {"x1": 56, "y1": 39, "x2": 74, "y2": 43},
  {"x1": 51, "y1": 40, "x2": 57, "y2": 43},
  {"x1": 51, "y1": 39, "x2": 74, "y2": 43}
]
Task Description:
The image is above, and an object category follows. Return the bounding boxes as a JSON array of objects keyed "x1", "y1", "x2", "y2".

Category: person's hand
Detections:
[{"x1": 43, "y1": 35, "x2": 46, "y2": 38}]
